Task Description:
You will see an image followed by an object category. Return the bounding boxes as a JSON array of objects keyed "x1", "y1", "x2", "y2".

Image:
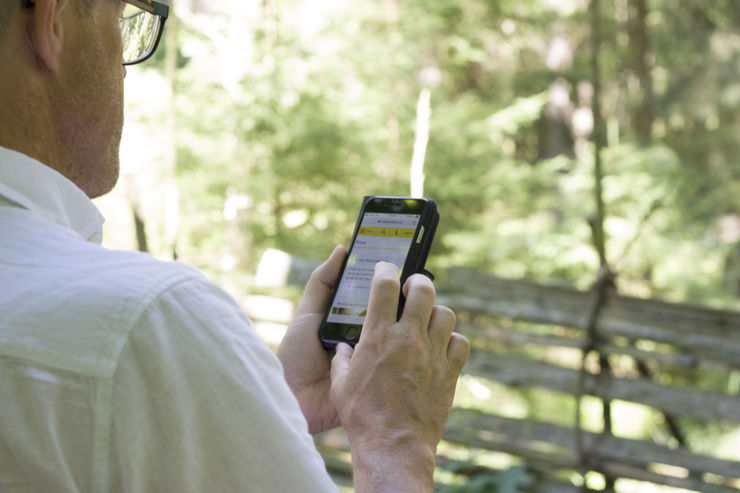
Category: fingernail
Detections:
[{"x1": 375, "y1": 261, "x2": 400, "y2": 275}]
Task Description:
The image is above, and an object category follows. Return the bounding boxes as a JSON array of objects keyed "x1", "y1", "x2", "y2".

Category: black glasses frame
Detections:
[
  {"x1": 20, "y1": 0, "x2": 169, "y2": 66},
  {"x1": 121, "y1": 0, "x2": 169, "y2": 65}
]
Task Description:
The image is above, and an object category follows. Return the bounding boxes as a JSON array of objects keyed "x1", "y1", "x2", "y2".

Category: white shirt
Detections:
[{"x1": 0, "y1": 146, "x2": 339, "y2": 493}]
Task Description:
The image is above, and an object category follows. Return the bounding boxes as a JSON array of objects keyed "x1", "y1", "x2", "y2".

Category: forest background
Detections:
[
  {"x1": 94, "y1": 0, "x2": 740, "y2": 490},
  {"x1": 99, "y1": 0, "x2": 740, "y2": 311}
]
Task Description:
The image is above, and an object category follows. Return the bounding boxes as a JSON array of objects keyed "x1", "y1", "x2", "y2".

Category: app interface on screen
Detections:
[{"x1": 327, "y1": 212, "x2": 421, "y2": 325}]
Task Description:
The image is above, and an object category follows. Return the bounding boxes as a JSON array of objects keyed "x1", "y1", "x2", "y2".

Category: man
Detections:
[{"x1": 0, "y1": 0, "x2": 469, "y2": 491}]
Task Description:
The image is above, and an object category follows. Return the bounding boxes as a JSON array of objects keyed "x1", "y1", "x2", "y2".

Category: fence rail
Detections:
[
  {"x1": 253, "y1": 252, "x2": 740, "y2": 492},
  {"x1": 437, "y1": 269, "x2": 740, "y2": 367}
]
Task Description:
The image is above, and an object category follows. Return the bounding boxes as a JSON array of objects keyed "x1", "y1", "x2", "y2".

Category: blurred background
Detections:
[{"x1": 97, "y1": 0, "x2": 740, "y2": 491}]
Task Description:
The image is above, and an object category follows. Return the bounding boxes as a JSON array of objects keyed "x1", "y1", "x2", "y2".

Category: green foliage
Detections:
[{"x1": 125, "y1": 0, "x2": 740, "y2": 305}]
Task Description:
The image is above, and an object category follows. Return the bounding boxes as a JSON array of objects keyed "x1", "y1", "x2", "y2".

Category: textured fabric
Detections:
[{"x1": 0, "y1": 146, "x2": 339, "y2": 493}]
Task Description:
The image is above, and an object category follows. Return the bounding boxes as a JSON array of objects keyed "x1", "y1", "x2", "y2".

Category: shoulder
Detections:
[
  {"x1": 0, "y1": 224, "x2": 219, "y2": 377},
  {"x1": 1, "y1": 206, "x2": 207, "y2": 308},
  {"x1": 47, "y1": 239, "x2": 209, "y2": 325},
  {"x1": 76, "y1": 245, "x2": 207, "y2": 311}
]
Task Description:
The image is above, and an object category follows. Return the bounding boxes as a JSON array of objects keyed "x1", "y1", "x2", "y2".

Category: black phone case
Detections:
[{"x1": 319, "y1": 196, "x2": 439, "y2": 349}]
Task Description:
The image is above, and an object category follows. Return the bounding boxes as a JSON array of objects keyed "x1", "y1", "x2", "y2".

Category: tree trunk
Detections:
[
  {"x1": 132, "y1": 204, "x2": 149, "y2": 253},
  {"x1": 409, "y1": 88, "x2": 430, "y2": 198},
  {"x1": 164, "y1": 7, "x2": 180, "y2": 260},
  {"x1": 629, "y1": 0, "x2": 654, "y2": 146}
]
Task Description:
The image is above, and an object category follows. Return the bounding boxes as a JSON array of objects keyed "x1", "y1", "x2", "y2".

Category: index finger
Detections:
[{"x1": 361, "y1": 262, "x2": 401, "y2": 336}]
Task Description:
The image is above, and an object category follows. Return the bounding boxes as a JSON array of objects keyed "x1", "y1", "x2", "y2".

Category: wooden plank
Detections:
[
  {"x1": 450, "y1": 409, "x2": 740, "y2": 477},
  {"x1": 445, "y1": 409, "x2": 740, "y2": 491},
  {"x1": 464, "y1": 352, "x2": 740, "y2": 423},
  {"x1": 441, "y1": 429, "x2": 738, "y2": 493},
  {"x1": 600, "y1": 462, "x2": 737, "y2": 493},
  {"x1": 438, "y1": 269, "x2": 740, "y2": 367},
  {"x1": 458, "y1": 322, "x2": 728, "y2": 371},
  {"x1": 274, "y1": 253, "x2": 740, "y2": 366}
]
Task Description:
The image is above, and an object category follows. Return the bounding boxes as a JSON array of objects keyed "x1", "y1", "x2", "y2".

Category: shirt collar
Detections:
[{"x1": 0, "y1": 145, "x2": 105, "y2": 244}]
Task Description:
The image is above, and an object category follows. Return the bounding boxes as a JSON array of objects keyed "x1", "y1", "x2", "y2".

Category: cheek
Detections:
[
  {"x1": 111, "y1": 22, "x2": 124, "y2": 60},
  {"x1": 103, "y1": 9, "x2": 124, "y2": 60}
]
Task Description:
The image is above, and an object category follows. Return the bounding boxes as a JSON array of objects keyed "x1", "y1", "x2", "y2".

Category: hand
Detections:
[
  {"x1": 330, "y1": 262, "x2": 470, "y2": 492},
  {"x1": 277, "y1": 245, "x2": 347, "y2": 435}
]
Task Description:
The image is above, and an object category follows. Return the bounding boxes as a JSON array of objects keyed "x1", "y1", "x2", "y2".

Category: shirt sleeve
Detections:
[{"x1": 109, "y1": 274, "x2": 340, "y2": 493}]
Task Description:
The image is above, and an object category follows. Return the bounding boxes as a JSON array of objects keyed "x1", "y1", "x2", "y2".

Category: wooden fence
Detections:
[
  {"x1": 250, "y1": 253, "x2": 740, "y2": 492},
  {"x1": 432, "y1": 268, "x2": 740, "y2": 492}
]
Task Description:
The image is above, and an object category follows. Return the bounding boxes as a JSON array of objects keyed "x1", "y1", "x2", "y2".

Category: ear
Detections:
[{"x1": 28, "y1": 0, "x2": 69, "y2": 72}]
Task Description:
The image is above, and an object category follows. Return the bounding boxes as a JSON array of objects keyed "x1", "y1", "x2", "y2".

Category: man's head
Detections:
[
  {"x1": 0, "y1": 0, "x2": 167, "y2": 199},
  {"x1": 0, "y1": 0, "x2": 125, "y2": 198}
]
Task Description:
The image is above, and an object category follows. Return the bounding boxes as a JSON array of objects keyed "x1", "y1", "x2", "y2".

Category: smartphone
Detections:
[{"x1": 318, "y1": 196, "x2": 439, "y2": 349}]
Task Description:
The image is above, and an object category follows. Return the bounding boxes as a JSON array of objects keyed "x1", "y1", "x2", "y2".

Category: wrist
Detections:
[{"x1": 349, "y1": 431, "x2": 436, "y2": 493}]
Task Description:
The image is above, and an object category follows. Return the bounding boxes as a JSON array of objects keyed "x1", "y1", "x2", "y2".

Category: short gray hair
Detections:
[{"x1": 0, "y1": 0, "x2": 98, "y2": 43}]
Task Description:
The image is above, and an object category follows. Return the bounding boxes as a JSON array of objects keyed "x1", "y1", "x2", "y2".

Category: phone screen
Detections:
[{"x1": 326, "y1": 211, "x2": 421, "y2": 325}]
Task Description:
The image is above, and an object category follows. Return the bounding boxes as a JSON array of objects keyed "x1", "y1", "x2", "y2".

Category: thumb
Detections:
[
  {"x1": 330, "y1": 342, "x2": 354, "y2": 386},
  {"x1": 294, "y1": 245, "x2": 347, "y2": 317}
]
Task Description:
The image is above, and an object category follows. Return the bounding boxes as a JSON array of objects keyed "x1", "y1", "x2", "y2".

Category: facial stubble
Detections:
[{"x1": 52, "y1": 18, "x2": 124, "y2": 199}]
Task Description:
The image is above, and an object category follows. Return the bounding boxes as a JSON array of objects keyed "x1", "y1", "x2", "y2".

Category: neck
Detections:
[{"x1": 0, "y1": 35, "x2": 69, "y2": 179}]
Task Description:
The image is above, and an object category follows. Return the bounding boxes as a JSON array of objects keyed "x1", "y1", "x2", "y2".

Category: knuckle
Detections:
[
  {"x1": 308, "y1": 263, "x2": 329, "y2": 284},
  {"x1": 374, "y1": 275, "x2": 400, "y2": 292},
  {"x1": 402, "y1": 330, "x2": 421, "y2": 350},
  {"x1": 411, "y1": 276, "x2": 436, "y2": 298},
  {"x1": 436, "y1": 305, "x2": 456, "y2": 326},
  {"x1": 308, "y1": 267, "x2": 322, "y2": 283},
  {"x1": 356, "y1": 334, "x2": 381, "y2": 354},
  {"x1": 401, "y1": 332, "x2": 426, "y2": 361},
  {"x1": 450, "y1": 334, "x2": 471, "y2": 364}
]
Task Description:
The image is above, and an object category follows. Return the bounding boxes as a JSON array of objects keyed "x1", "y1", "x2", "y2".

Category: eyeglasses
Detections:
[
  {"x1": 121, "y1": 0, "x2": 169, "y2": 65},
  {"x1": 20, "y1": 0, "x2": 169, "y2": 66}
]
